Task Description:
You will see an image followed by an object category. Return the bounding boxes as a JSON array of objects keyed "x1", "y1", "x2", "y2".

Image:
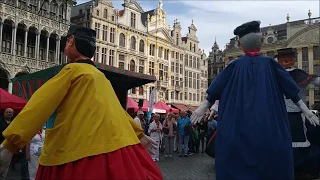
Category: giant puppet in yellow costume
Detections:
[{"x1": 0, "y1": 26, "x2": 163, "y2": 180}]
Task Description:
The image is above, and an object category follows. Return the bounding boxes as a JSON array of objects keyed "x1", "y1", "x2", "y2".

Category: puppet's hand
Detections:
[
  {"x1": 0, "y1": 144, "x2": 13, "y2": 179},
  {"x1": 140, "y1": 135, "x2": 157, "y2": 155},
  {"x1": 305, "y1": 112, "x2": 320, "y2": 127},
  {"x1": 208, "y1": 110, "x2": 215, "y2": 120},
  {"x1": 191, "y1": 100, "x2": 211, "y2": 124}
]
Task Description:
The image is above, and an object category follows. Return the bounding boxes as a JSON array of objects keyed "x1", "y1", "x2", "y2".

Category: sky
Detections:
[{"x1": 76, "y1": 0, "x2": 320, "y2": 54}]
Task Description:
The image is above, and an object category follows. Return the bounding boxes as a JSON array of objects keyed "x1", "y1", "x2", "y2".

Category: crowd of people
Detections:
[{"x1": 132, "y1": 110, "x2": 218, "y2": 161}]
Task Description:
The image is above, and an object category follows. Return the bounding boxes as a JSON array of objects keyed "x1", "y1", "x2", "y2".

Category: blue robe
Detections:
[{"x1": 207, "y1": 55, "x2": 300, "y2": 180}]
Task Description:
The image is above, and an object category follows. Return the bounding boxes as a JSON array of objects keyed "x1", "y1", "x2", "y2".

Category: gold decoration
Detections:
[
  {"x1": 155, "y1": 44, "x2": 159, "y2": 48},
  {"x1": 126, "y1": 31, "x2": 129, "y2": 36},
  {"x1": 116, "y1": 29, "x2": 119, "y2": 33},
  {"x1": 308, "y1": 46, "x2": 313, "y2": 51}
]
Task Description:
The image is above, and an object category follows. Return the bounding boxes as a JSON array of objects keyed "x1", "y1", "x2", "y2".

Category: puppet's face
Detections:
[{"x1": 278, "y1": 56, "x2": 296, "y2": 68}]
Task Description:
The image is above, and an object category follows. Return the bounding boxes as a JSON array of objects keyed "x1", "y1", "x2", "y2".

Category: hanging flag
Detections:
[{"x1": 147, "y1": 88, "x2": 156, "y2": 123}]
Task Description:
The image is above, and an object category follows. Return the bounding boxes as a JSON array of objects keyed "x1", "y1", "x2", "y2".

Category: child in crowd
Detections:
[{"x1": 193, "y1": 125, "x2": 200, "y2": 153}]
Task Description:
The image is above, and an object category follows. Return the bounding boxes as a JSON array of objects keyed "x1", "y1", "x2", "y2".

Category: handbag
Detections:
[{"x1": 205, "y1": 132, "x2": 216, "y2": 158}]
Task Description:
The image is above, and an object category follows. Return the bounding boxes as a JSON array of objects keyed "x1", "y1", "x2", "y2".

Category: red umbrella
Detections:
[{"x1": 0, "y1": 88, "x2": 28, "y2": 111}]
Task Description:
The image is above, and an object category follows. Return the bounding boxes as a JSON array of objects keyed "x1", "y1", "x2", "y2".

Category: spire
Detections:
[
  {"x1": 192, "y1": 19, "x2": 194, "y2": 24},
  {"x1": 158, "y1": 0, "x2": 163, "y2": 9}
]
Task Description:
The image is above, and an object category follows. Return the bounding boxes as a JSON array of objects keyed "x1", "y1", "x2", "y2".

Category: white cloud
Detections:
[{"x1": 165, "y1": 1, "x2": 319, "y2": 54}]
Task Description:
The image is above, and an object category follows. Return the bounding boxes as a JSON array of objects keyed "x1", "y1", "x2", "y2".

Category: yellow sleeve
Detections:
[
  {"x1": 1, "y1": 64, "x2": 75, "y2": 153},
  {"x1": 126, "y1": 112, "x2": 145, "y2": 139}
]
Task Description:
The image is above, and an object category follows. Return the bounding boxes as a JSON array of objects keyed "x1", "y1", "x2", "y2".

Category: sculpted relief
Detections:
[{"x1": 290, "y1": 28, "x2": 320, "y2": 46}]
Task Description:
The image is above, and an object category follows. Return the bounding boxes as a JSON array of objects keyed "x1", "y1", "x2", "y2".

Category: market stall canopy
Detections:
[
  {"x1": 126, "y1": 97, "x2": 139, "y2": 113},
  {"x1": 141, "y1": 99, "x2": 149, "y2": 112},
  {"x1": 0, "y1": 88, "x2": 27, "y2": 111},
  {"x1": 154, "y1": 101, "x2": 179, "y2": 113},
  {"x1": 11, "y1": 62, "x2": 156, "y2": 100},
  {"x1": 171, "y1": 103, "x2": 189, "y2": 112}
]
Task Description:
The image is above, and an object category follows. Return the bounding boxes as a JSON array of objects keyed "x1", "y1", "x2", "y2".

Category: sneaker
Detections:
[
  {"x1": 156, "y1": 158, "x2": 159, "y2": 161},
  {"x1": 169, "y1": 154, "x2": 172, "y2": 158},
  {"x1": 179, "y1": 154, "x2": 183, "y2": 157},
  {"x1": 189, "y1": 153, "x2": 194, "y2": 155},
  {"x1": 184, "y1": 154, "x2": 188, "y2": 157},
  {"x1": 165, "y1": 155, "x2": 168, "y2": 158}
]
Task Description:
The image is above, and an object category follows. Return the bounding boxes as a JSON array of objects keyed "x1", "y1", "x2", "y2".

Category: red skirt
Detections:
[{"x1": 36, "y1": 144, "x2": 163, "y2": 180}]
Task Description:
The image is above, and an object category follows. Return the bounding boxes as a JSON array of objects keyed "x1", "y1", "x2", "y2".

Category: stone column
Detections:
[
  {"x1": 0, "y1": 22, "x2": 3, "y2": 51},
  {"x1": 55, "y1": 37, "x2": 60, "y2": 64},
  {"x1": 24, "y1": 30, "x2": 28, "y2": 57},
  {"x1": 297, "y1": 47, "x2": 302, "y2": 69},
  {"x1": 11, "y1": 24, "x2": 17, "y2": 55},
  {"x1": 46, "y1": 36, "x2": 49, "y2": 62},
  {"x1": 8, "y1": 76, "x2": 13, "y2": 94},
  {"x1": 35, "y1": 32, "x2": 40, "y2": 60},
  {"x1": 308, "y1": 46, "x2": 314, "y2": 108}
]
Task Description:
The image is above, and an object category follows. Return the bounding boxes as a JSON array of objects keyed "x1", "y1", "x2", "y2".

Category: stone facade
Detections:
[
  {"x1": 223, "y1": 15, "x2": 320, "y2": 107},
  {"x1": 0, "y1": 0, "x2": 74, "y2": 91},
  {"x1": 71, "y1": 0, "x2": 207, "y2": 106},
  {"x1": 207, "y1": 38, "x2": 224, "y2": 87}
]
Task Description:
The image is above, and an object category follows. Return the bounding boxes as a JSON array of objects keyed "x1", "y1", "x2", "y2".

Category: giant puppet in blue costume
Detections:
[
  {"x1": 275, "y1": 48, "x2": 320, "y2": 177},
  {"x1": 191, "y1": 21, "x2": 320, "y2": 180}
]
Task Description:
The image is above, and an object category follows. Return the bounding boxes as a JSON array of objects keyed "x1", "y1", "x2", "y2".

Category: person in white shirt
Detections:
[
  {"x1": 26, "y1": 129, "x2": 45, "y2": 180},
  {"x1": 148, "y1": 114, "x2": 163, "y2": 161},
  {"x1": 134, "y1": 111, "x2": 144, "y2": 128}
]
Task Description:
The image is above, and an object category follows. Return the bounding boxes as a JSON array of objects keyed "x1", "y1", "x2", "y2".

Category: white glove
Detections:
[
  {"x1": 191, "y1": 100, "x2": 211, "y2": 124},
  {"x1": 208, "y1": 103, "x2": 219, "y2": 120},
  {"x1": 295, "y1": 100, "x2": 320, "y2": 126},
  {"x1": 0, "y1": 144, "x2": 13, "y2": 180}
]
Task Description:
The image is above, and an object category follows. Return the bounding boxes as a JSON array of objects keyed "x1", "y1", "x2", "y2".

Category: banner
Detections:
[{"x1": 147, "y1": 88, "x2": 156, "y2": 123}]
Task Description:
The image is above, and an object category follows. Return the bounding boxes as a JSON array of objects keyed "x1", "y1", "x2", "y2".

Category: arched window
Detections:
[
  {"x1": 119, "y1": 33, "x2": 125, "y2": 47},
  {"x1": 130, "y1": 60, "x2": 135, "y2": 71},
  {"x1": 130, "y1": 36, "x2": 136, "y2": 50},
  {"x1": 103, "y1": 9, "x2": 107, "y2": 18},
  {"x1": 96, "y1": 10, "x2": 99, "y2": 16},
  {"x1": 139, "y1": 40, "x2": 144, "y2": 52}
]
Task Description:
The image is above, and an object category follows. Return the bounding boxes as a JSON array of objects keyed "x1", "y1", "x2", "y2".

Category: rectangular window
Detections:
[
  {"x1": 95, "y1": 46, "x2": 100, "y2": 62},
  {"x1": 95, "y1": 23, "x2": 100, "y2": 39},
  {"x1": 130, "y1": 12, "x2": 136, "y2": 28},
  {"x1": 149, "y1": 62, "x2": 154, "y2": 75},
  {"x1": 118, "y1": 54, "x2": 125, "y2": 69},
  {"x1": 110, "y1": 28, "x2": 115, "y2": 43},
  {"x1": 109, "y1": 49, "x2": 114, "y2": 66},
  {"x1": 102, "y1": 48, "x2": 107, "y2": 64},
  {"x1": 139, "y1": 59, "x2": 144, "y2": 73},
  {"x1": 102, "y1": 25, "x2": 108, "y2": 41}
]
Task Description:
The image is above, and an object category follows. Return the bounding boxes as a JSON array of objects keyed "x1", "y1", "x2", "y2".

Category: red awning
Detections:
[
  {"x1": 171, "y1": 103, "x2": 189, "y2": 112},
  {"x1": 0, "y1": 88, "x2": 27, "y2": 111},
  {"x1": 154, "y1": 101, "x2": 179, "y2": 113},
  {"x1": 126, "y1": 97, "x2": 139, "y2": 112},
  {"x1": 141, "y1": 100, "x2": 149, "y2": 112},
  {"x1": 187, "y1": 105, "x2": 210, "y2": 114}
]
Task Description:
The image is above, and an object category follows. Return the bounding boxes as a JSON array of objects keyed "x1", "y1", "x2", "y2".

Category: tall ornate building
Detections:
[
  {"x1": 0, "y1": 0, "x2": 74, "y2": 92},
  {"x1": 223, "y1": 13, "x2": 320, "y2": 107},
  {"x1": 207, "y1": 38, "x2": 224, "y2": 87},
  {"x1": 71, "y1": 0, "x2": 207, "y2": 106}
]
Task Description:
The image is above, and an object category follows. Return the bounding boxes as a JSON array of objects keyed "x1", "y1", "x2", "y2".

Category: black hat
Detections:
[
  {"x1": 234, "y1": 21, "x2": 261, "y2": 38},
  {"x1": 60, "y1": 25, "x2": 96, "y2": 57},
  {"x1": 274, "y1": 48, "x2": 297, "y2": 58}
]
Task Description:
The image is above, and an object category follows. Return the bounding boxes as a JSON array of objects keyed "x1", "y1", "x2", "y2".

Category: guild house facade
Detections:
[
  {"x1": 71, "y1": 0, "x2": 208, "y2": 107},
  {"x1": 0, "y1": 0, "x2": 75, "y2": 92}
]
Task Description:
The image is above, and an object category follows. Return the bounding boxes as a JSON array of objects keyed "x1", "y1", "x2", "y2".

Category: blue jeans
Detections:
[{"x1": 179, "y1": 135, "x2": 190, "y2": 155}]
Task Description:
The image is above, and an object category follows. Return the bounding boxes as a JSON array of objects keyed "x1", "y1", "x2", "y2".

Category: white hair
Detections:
[{"x1": 239, "y1": 33, "x2": 262, "y2": 50}]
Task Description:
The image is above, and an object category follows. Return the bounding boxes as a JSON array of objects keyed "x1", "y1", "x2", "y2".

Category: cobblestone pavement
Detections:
[
  {"x1": 7, "y1": 152, "x2": 216, "y2": 180},
  {"x1": 157, "y1": 152, "x2": 216, "y2": 180}
]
